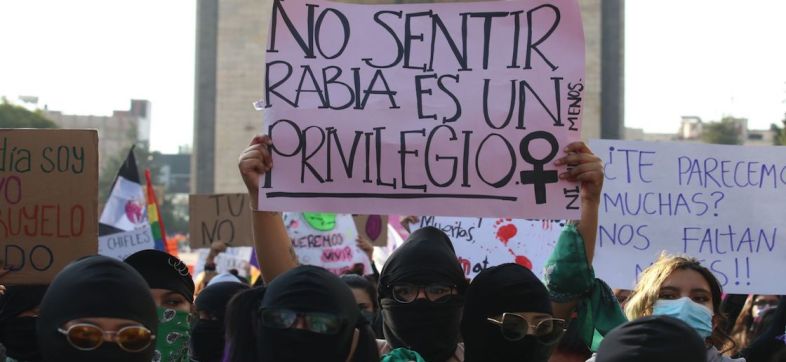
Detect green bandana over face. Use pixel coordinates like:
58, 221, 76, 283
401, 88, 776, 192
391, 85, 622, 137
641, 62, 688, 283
154, 307, 191, 362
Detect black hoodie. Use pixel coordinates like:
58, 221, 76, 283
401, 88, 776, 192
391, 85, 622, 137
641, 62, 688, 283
378, 226, 469, 362
37, 256, 158, 362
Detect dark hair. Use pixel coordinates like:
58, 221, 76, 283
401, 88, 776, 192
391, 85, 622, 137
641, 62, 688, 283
224, 286, 379, 362
340, 274, 379, 311
225, 287, 265, 362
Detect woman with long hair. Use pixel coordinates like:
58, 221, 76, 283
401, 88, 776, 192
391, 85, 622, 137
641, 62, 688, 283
622, 254, 743, 361
725, 295, 781, 355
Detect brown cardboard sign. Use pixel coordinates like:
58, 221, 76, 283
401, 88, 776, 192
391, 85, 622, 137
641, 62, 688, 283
353, 215, 388, 247
0, 129, 98, 284
189, 194, 254, 248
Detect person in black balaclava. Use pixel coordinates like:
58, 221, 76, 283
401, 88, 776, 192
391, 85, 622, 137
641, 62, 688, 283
378, 226, 469, 362
0, 285, 47, 362
37, 255, 158, 362
595, 315, 705, 362
225, 265, 379, 362
461, 263, 563, 362
341, 274, 383, 338
124, 249, 195, 312
190, 281, 248, 362
125, 249, 195, 362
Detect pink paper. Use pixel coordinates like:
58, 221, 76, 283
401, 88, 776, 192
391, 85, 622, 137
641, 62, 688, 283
259, 0, 584, 219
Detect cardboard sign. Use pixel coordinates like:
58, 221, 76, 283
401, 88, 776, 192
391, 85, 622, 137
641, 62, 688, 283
591, 140, 786, 294
0, 129, 98, 284
284, 212, 372, 275
193, 246, 254, 278
416, 216, 564, 279
258, 0, 585, 219
98, 225, 155, 261
189, 194, 254, 248
353, 215, 388, 246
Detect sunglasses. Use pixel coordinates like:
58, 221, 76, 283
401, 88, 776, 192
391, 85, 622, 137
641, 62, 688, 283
486, 313, 566, 345
389, 283, 456, 303
58, 324, 155, 352
258, 308, 344, 335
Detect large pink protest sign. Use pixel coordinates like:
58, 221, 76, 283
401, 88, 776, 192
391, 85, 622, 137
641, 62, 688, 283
259, 0, 585, 219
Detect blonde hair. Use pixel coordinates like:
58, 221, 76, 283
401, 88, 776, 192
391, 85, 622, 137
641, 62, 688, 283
624, 252, 732, 351
624, 253, 701, 319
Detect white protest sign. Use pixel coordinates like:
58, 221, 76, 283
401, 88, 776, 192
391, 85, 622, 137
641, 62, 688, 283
283, 212, 372, 275
193, 246, 254, 278
98, 225, 155, 261
591, 139, 786, 294
415, 216, 564, 279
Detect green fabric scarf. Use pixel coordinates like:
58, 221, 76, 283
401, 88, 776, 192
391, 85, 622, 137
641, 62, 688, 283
543, 224, 628, 351
154, 307, 191, 362
381, 348, 426, 362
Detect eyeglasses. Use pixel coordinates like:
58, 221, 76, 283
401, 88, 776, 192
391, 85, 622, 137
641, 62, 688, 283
258, 308, 344, 335
58, 324, 155, 352
389, 283, 456, 303
486, 313, 566, 345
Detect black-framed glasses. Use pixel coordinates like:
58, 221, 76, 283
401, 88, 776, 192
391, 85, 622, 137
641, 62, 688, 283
258, 308, 345, 335
57, 323, 155, 352
486, 313, 566, 345
389, 283, 456, 303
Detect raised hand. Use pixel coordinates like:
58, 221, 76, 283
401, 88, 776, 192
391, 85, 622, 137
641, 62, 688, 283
238, 134, 274, 209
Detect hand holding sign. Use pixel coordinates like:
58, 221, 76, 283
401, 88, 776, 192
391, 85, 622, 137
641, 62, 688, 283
555, 141, 604, 205
238, 134, 274, 210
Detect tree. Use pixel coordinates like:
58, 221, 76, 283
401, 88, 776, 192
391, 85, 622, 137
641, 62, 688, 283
772, 114, 786, 146
701, 117, 742, 145
0, 100, 58, 128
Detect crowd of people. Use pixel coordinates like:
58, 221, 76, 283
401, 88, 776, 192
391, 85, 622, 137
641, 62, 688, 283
0, 134, 783, 362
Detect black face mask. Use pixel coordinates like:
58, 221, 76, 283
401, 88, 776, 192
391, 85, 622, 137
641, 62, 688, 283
260, 328, 353, 362
0, 316, 41, 361
381, 297, 462, 362
189, 319, 225, 362
480, 327, 552, 362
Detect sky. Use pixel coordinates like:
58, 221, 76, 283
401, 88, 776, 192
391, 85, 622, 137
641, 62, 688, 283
0, 0, 784, 153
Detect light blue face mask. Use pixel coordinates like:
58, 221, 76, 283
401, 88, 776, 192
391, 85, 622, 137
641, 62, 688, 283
653, 297, 713, 339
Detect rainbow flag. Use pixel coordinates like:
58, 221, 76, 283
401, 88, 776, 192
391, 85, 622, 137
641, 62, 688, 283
145, 169, 177, 255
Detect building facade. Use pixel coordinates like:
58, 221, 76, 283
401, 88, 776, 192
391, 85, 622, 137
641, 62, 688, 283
45, 99, 151, 174
192, 0, 625, 193
625, 115, 776, 146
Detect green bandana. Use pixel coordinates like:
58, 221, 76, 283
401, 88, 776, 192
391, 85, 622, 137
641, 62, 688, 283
154, 307, 191, 362
381, 348, 426, 362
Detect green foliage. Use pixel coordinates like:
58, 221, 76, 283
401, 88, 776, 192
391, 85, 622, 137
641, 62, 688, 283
701, 117, 742, 145
160, 195, 189, 235
772, 115, 786, 146
0, 101, 58, 128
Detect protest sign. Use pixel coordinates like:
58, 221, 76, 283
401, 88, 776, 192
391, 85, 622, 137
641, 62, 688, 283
189, 194, 254, 248
284, 212, 372, 275
353, 215, 388, 246
591, 140, 786, 294
98, 225, 155, 261
416, 216, 563, 279
0, 129, 98, 284
258, 0, 585, 219
193, 246, 254, 278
